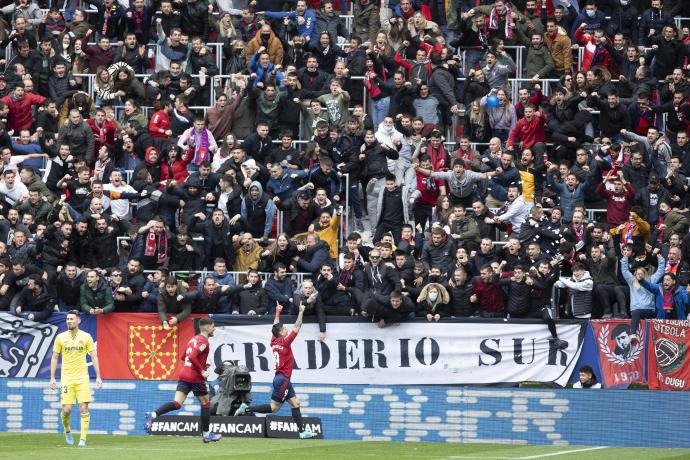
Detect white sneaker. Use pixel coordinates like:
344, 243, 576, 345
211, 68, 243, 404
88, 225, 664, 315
234, 403, 248, 416
78, 439, 86, 447
299, 431, 318, 439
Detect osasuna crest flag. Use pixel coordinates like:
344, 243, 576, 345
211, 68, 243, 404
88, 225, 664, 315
591, 320, 646, 388
97, 313, 201, 380
648, 320, 690, 391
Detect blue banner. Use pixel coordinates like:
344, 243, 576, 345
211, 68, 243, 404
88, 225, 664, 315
0, 379, 688, 447
0, 312, 97, 379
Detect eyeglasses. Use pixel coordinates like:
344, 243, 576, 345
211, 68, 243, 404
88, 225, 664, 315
111, 273, 122, 277
370, 256, 380, 260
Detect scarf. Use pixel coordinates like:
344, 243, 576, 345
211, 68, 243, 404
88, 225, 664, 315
573, 224, 584, 242
427, 144, 447, 171
144, 229, 168, 264
489, 4, 513, 40
95, 158, 110, 180
623, 222, 636, 244
657, 214, 666, 240
662, 289, 674, 312
134, 10, 143, 34
457, 147, 474, 170
190, 128, 210, 165
339, 267, 354, 287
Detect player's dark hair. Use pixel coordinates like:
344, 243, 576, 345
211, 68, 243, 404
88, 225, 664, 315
272, 322, 283, 337
199, 318, 214, 327
67, 309, 81, 317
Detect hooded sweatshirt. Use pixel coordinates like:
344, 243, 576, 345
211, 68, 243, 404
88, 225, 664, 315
240, 180, 276, 238
621, 256, 666, 312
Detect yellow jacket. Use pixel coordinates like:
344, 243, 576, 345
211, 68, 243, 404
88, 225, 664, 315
295, 214, 341, 260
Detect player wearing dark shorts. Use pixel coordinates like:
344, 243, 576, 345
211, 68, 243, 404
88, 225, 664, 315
525, 261, 568, 349
234, 303, 317, 439
144, 318, 222, 443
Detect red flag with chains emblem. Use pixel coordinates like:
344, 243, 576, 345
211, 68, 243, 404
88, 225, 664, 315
97, 313, 204, 380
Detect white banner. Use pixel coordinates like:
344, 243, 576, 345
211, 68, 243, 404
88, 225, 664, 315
207, 320, 585, 387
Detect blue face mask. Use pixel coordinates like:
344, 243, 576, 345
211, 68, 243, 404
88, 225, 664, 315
586, 9, 595, 17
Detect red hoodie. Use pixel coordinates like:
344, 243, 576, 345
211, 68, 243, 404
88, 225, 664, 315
507, 111, 547, 149
1, 92, 46, 131
473, 276, 505, 314
148, 109, 171, 139
595, 182, 635, 227
414, 170, 441, 206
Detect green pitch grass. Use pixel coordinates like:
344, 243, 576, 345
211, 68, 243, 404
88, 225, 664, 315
1, 434, 690, 460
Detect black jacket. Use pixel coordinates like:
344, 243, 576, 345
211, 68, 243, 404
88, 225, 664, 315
276, 193, 322, 237
39, 224, 72, 267
363, 140, 398, 180
232, 283, 269, 315
363, 262, 401, 296
11, 283, 55, 322
447, 279, 474, 317
88, 219, 127, 269
54, 271, 85, 307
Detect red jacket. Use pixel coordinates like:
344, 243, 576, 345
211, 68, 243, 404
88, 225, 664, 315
574, 28, 611, 71
168, 158, 190, 183
87, 118, 117, 151
595, 182, 635, 227
148, 109, 171, 139
473, 277, 505, 314
507, 111, 547, 149
414, 170, 441, 206
2, 92, 46, 131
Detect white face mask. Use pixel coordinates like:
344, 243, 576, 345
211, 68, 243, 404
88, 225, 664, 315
586, 9, 595, 17
382, 126, 393, 134
428, 291, 439, 302
63, 42, 70, 49
620, 0, 629, 5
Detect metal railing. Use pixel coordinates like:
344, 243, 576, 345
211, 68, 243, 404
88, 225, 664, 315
167, 269, 310, 287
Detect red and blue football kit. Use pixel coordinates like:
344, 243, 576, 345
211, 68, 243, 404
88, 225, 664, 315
177, 334, 210, 396
271, 330, 297, 402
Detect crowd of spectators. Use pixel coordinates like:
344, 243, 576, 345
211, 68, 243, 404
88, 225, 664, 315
1, 0, 690, 344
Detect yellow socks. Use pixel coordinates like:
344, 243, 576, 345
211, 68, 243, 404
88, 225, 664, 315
61, 411, 71, 433
80, 412, 90, 441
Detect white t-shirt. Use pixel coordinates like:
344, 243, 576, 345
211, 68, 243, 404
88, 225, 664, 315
103, 183, 137, 218
0, 180, 29, 205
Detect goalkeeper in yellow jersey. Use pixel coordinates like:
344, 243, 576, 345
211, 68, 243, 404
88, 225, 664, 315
50, 310, 102, 447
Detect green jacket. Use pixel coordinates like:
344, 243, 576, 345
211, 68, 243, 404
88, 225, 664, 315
80, 277, 115, 314
16, 198, 52, 224
663, 210, 688, 242
522, 43, 554, 79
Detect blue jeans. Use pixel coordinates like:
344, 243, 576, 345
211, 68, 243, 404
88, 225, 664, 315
630, 308, 655, 336
65, 204, 81, 221
493, 129, 510, 143
464, 49, 485, 74
371, 97, 390, 129
348, 182, 362, 219
127, 155, 142, 171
